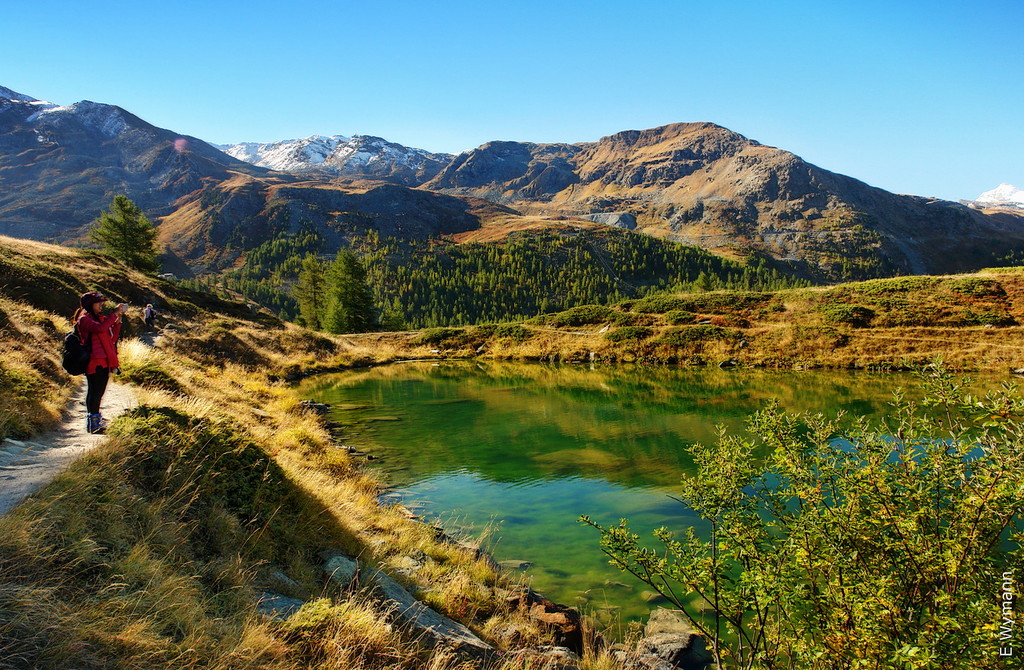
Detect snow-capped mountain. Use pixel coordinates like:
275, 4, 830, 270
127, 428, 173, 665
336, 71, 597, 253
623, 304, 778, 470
0, 85, 44, 103
975, 183, 1024, 209
0, 85, 260, 240
217, 135, 453, 186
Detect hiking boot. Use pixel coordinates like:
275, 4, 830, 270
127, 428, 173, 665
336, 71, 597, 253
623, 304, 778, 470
87, 413, 106, 435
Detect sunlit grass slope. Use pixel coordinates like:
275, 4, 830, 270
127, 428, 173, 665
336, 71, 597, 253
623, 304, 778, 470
344, 269, 1024, 371
0, 236, 620, 669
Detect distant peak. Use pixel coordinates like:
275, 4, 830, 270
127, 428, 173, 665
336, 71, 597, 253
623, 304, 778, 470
976, 183, 1024, 207
0, 85, 38, 103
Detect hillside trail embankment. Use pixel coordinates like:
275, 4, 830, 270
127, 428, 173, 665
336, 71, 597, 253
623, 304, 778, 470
0, 333, 160, 515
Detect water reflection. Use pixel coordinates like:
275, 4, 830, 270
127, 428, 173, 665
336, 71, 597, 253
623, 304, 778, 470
297, 362, 934, 622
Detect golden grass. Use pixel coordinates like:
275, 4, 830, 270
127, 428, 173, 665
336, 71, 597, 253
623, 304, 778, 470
1, 235, 614, 668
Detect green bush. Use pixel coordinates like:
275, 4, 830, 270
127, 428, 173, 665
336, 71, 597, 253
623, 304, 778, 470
547, 305, 613, 327
494, 324, 532, 341
820, 302, 876, 327
584, 369, 1024, 669
630, 295, 688, 314
947, 278, 1005, 297
604, 326, 653, 342
417, 327, 467, 346
963, 310, 1016, 326
663, 310, 697, 325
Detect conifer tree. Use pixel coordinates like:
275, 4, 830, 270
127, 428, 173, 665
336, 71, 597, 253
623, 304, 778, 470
295, 254, 328, 330
90, 195, 160, 274
323, 249, 376, 334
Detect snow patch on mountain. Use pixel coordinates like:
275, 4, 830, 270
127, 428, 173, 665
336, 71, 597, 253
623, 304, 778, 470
29, 101, 131, 138
0, 85, 38, 102
975, 183, 1024, 208
217, 135, 454, 182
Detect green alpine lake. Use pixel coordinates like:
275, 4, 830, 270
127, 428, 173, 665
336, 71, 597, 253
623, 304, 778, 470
297, 362, 988, 626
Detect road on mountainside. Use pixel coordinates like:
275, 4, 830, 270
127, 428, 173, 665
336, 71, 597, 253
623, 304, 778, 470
0, 380, 137, 515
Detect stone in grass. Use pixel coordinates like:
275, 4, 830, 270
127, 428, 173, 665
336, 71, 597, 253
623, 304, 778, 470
324, 553, 360, 587
323, 551, 492, 658
257, 592, 306, 621
366, 567, 493, 657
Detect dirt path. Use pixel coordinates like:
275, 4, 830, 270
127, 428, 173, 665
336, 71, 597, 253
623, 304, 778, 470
0, 379, 137, 515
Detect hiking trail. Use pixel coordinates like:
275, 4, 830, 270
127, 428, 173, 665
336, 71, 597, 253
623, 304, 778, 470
0, 334, 158, 515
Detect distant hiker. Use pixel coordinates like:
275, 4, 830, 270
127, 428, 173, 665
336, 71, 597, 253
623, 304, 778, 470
143, 303, 158, 331
73, 292, 126, 434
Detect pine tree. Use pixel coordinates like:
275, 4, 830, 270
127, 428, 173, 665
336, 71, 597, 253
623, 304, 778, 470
90, 195, 160, 273
323, 250, 376, 334
294, 254, 328, 330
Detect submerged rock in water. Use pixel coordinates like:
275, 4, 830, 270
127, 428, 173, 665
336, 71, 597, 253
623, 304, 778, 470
498, 559, 533, 570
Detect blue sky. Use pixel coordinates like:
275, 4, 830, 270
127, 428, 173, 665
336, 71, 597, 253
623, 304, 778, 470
2, 0, 1021, 201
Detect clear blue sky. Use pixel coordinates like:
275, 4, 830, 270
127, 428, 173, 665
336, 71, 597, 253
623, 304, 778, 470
2, 0, 1021, 201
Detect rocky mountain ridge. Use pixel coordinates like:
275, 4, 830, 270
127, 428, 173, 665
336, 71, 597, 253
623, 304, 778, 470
0, 86, 264, 240
3, 84, 1024, 280
423, 122, 1024, 277
217, 135, 453, 186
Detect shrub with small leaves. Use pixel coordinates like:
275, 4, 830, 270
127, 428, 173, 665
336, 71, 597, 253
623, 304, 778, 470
583, 368, 1024, 669
604, 326, 653, 342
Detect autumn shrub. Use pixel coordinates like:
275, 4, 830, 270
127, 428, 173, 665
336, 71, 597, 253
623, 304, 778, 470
584, 368, 1024, 669
604, 326, 653, 342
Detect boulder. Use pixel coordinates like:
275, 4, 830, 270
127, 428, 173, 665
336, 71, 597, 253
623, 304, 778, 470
298, 400, 330, 415
256, 592, 306, 621
506, 589, 585, 654
322, 551, 492, 658
366, 567, 493, 657
634, 608, 712, 669
323, 553, 360, 587
498, 559, 533, 570
577, 212, 638, 230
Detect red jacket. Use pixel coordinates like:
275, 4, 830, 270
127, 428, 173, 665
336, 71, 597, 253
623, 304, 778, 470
76, 311, 122, 374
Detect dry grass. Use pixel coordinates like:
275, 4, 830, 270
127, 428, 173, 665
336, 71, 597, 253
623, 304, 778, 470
340, 270, 1024, 372
0, 237, 615, 669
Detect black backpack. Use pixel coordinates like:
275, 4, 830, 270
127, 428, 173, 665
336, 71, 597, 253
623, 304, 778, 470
61, 328, 91, 375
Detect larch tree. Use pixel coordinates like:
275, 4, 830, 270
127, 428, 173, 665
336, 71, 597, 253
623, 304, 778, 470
295, 254, 328, 330
90, 195, 160, 274
323, 249, 376, 334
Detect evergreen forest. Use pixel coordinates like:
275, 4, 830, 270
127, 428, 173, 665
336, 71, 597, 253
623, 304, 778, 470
182, 227, 811, 330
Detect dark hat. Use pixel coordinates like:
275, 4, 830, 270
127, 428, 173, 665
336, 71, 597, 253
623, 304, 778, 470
80, 291, 106, 309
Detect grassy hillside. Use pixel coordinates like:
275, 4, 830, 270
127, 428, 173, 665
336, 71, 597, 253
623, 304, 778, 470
341, 269, 1024, 372
0, 236, 620, 669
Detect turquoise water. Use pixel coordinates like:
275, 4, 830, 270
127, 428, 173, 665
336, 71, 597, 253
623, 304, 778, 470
297, 362, 937, 623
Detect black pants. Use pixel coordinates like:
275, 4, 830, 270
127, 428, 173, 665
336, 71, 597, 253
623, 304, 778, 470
85, 367, 109, 414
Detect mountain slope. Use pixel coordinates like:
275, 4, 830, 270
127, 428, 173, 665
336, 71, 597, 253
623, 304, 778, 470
0, 87, 265, 240
424, 123, 1024, 278
218, 135, 453, 186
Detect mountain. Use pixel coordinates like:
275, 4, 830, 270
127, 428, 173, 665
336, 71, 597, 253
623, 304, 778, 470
217, 135, 452, 186
973, 183, 1024, 209
0, 87, 505, 268
424, 123, 1024, 278
3, 84, 1024, 281
156, 173, 512, 269
0, 86, 265, 240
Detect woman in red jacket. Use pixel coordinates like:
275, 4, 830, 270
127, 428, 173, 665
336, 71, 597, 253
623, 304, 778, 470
73, 291, 127, 434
